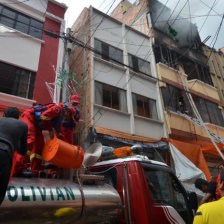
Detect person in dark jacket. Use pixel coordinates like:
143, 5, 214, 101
0, 107, 28, 205
195, 178, 217, 205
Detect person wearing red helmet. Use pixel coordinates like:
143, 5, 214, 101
14, 95, 80, 177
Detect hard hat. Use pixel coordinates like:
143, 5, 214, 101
70, 95, 80, 104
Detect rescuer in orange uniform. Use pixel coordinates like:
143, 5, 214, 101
14, 95, 80, 177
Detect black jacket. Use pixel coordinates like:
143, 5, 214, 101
0, 117, 28, 159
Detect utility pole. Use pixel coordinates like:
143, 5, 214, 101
62, 28, 72, 102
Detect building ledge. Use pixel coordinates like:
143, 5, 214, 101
129, 70, 157, 83
95, 125, 161, 143
0, 93, 36, 110
134, 114, 163, 124
94, 104, 130, 116
94, 56, 126, 72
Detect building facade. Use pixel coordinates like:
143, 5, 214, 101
0, 0, 66, 114
111, 0, 224, 178
203, 45, 224, 109
70, 7, 167, 152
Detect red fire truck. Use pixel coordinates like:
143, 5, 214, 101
0, 149, 197, 223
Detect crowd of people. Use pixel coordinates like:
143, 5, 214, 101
0, 95, 80, 205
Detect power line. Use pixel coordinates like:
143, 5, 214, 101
199, 0, 218, 33
170, 0, 188, 26
153, 0, 170, 25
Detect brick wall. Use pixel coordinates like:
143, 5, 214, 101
70, 7, 92, 146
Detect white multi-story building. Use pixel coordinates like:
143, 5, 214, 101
70, 7, 167, 148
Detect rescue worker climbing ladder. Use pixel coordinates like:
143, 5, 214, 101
14, 95, 80, 177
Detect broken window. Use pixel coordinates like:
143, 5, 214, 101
162, 83, 224, 126
132, 93, 158, 119
95, 81, 127, 112
154, 43, 213, 86
161, 84, 193, 115
94, 39, 123, 66
0, 61, 36, 99
128, 54, 151, 76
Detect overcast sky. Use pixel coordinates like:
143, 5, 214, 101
57, 0, 224, 50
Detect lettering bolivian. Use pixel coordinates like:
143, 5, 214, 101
6, 186, 75, 202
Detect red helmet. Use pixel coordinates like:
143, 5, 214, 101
70, 95, 80, 104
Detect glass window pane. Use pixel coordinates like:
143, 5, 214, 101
144, 168, 189, 222
109, 46, 123, 65
112, 90, 119, 110
95, 82, 103, 105
103, 88, 111, 108
30, 19, 43, 29
101, 42, 109, 61
28, 72, 36, 99
29, 26, 42, 39
0, 5, 3, 13
15, 21, 29, 33
17, 70, 30, 98
137, 97, 144, 116
0, 61, 35, 99
149, 99, 158, 120
119, 89, 127, 112
17, 14, 30, 25
1, 16, 14, 28
138, 58, 151, 75
132, 93, 137, 114
2, 8, 16, 19
128, 54, 133, 68
94, 39, 102, 59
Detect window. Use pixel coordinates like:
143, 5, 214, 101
128, 54, 151, 76
143, 164, 191, 224
0, 4, 43, 39
95, 81, 127, 112
132, 93, 158, 119
94, 39, 123, 66
0, 61, 36, 99
194, 96, 224, 126
154, 43, 213, 86
162, 83, 224, 126
161, 84, 192, 115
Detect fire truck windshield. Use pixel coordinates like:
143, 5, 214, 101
142, 163, 192, 224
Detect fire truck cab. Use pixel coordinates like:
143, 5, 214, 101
92, 155, 196, 224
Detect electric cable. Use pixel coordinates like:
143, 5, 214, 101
199, 0, 218, 33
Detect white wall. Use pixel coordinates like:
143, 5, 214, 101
94, 60, 127, 89
0, 26, 42, 71
94, 106, 131, 133
0, 0, 46, 71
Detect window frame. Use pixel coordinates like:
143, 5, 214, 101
0, 61, 36, 99
132, 93, 158, 120
128, 53, 151, 76
95, 81, 127, 112
94, 38, 123, 66
0, 4, 43, 39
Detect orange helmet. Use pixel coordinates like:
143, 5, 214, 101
70, 95, 80, 104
